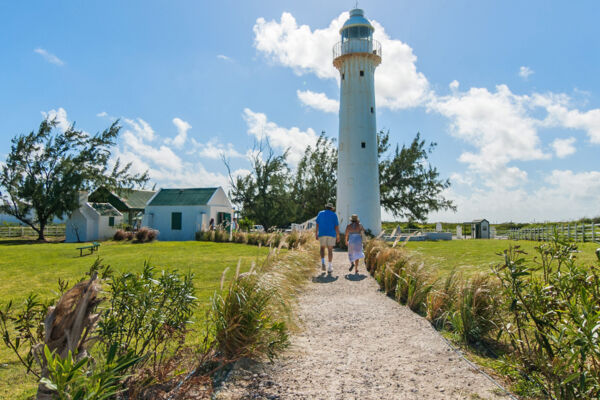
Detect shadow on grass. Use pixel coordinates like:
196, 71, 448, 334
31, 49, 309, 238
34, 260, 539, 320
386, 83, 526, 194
344, 273, 367, 281
0, 238, 64, 246
312, 273, 339, 284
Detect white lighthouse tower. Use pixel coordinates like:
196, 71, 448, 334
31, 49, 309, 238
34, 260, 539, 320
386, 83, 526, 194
333, 8, 382, 234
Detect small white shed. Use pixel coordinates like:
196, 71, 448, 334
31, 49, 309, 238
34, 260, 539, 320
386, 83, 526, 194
66, 192, 123, 242
142, 187, 233, 241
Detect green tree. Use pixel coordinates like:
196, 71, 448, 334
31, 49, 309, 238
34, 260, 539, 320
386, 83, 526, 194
378, 130, 456, 221
0, 119, 149, 241
291, 133, 337, 222
225, 142, 293, 230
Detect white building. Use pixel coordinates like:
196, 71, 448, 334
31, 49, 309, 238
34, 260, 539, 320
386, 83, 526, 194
334, 8, 382, 234
65, 192, 123, 242
142, 187, 233, 241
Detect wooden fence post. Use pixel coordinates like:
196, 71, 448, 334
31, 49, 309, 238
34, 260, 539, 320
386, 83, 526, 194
593, 222, 596, 242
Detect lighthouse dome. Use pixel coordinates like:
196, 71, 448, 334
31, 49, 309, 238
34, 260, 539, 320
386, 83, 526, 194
340, 9, 374, 34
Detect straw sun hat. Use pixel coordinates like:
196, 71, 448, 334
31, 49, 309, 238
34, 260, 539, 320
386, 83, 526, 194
351, 214, 359, 222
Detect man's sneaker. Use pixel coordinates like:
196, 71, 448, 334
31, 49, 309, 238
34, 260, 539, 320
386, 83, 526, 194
321, 263, 326, 272
327, 266, 333, 274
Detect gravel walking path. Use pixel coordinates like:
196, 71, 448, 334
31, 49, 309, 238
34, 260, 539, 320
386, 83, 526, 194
214, 250, 507, 399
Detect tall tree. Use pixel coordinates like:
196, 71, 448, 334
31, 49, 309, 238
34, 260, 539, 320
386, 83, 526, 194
291, 133, 337, 222
0, 119, 149, 241
224, 141, 293, 230
378, 130, 456, 221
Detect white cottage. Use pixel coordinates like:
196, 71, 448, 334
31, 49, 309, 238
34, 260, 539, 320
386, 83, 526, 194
142, 187, 233, 241
66, 192, 123, 242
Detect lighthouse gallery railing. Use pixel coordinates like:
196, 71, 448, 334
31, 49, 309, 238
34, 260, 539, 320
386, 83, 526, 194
333, 38, 382, 60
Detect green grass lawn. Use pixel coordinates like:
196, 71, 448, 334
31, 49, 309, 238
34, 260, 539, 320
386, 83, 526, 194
0, 239, 271, 400
404, 239, 600, 278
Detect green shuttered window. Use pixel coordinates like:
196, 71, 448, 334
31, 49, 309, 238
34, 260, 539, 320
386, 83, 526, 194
171, 212, 182, 230
109, 217, 114, 227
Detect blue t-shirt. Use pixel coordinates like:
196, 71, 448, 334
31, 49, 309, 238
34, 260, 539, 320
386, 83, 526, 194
316, 209, 339, 237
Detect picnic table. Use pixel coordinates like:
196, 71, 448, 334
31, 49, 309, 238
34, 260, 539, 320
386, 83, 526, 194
76, 242, 100, 257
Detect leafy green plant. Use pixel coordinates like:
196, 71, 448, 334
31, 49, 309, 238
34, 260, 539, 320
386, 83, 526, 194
0, 294, 52, 378
40, 343, 140, 400
494, 240, 600, 399
97, 263, 196, 371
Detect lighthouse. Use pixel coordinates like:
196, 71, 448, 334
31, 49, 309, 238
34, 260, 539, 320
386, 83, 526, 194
333, 8, 382, 234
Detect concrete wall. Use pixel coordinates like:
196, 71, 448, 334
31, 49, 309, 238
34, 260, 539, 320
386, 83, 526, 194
65, 204, 122, 242
335, 53, 381, 234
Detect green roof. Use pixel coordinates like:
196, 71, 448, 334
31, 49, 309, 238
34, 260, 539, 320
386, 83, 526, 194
148, 188, 218, 206
114, 189, 156, 209
90, 202, 121, 217
89, 187, 156, 211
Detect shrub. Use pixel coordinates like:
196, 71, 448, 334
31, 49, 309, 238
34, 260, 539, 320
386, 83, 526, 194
493, 242, 600, 398
146, 228, 158, 242
396, 262, 434, 315
113, 229, 127, 241
426, 270, 459, 329
125, 231, 134, 240
450, 274, 498, 344
40, 343, 140, 399
97, 263, 196, 371
135, 227, 149, 242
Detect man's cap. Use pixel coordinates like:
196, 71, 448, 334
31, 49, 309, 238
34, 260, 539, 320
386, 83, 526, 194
325, 203, 334, 209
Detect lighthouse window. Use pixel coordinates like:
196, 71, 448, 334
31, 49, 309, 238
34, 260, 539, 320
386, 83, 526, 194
360, 70, 364, 76
370, 107, 374, 113
342, 73, 345, 80
361, 142, 366, 148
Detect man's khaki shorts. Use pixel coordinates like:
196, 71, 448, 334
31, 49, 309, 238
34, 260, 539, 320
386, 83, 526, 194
319, 236, 336, 247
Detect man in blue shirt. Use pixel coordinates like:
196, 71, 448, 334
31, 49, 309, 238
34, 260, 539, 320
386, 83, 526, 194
315, 203, 340, 273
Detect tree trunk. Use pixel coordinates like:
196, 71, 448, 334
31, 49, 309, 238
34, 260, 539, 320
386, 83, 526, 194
37, 222, 46, 242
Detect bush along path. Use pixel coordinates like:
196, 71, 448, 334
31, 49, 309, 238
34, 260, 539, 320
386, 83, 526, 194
214, 250, 506, 400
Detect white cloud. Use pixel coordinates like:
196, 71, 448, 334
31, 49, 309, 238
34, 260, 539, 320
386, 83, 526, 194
121, 130, 182, 170
429, 85, 548, 185
190, 138, 245, 160
428, 169, 600, 222
253, 11, 430, 109
551, 137, 576, 158
122, 118, 155, 141
242, 108, 318, 164
519, 66, 534, 79
217, 54, 232, 61
165, 117, 191, 149
297, 90, 339, 113
41, 108, 70, 132
96, 111, 108, 118
449, 80, 460, 91
533, 93, 600, 144
34, 48, 64, 66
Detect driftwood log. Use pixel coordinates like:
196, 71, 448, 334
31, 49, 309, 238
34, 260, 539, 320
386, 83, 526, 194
36, 273, 102, 400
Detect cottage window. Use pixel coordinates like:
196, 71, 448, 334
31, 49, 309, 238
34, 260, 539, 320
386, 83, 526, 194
108, 217, 115, 227
171, 212, 182, 230
360, 70, 364, 76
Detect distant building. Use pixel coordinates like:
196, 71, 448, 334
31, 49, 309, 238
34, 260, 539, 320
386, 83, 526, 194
65, 191, 123, 242
88, 186, 156, 227
142, 187, 233, 241
468, 219, 490, 239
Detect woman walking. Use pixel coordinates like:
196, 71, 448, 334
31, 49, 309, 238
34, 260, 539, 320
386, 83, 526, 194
345, 214, 365, 274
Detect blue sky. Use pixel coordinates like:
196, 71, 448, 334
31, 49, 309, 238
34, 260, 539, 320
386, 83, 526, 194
1, 1, 599, 223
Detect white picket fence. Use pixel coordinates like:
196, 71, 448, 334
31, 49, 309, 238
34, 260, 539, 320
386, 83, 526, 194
0, 225, 66, 238
508, 223, 600, 243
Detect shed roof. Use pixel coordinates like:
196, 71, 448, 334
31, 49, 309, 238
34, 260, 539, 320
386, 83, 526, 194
114, 189, 156, 209
148, 188, 218, 206
90, 187, 156, 211
89, 202, 121, 217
